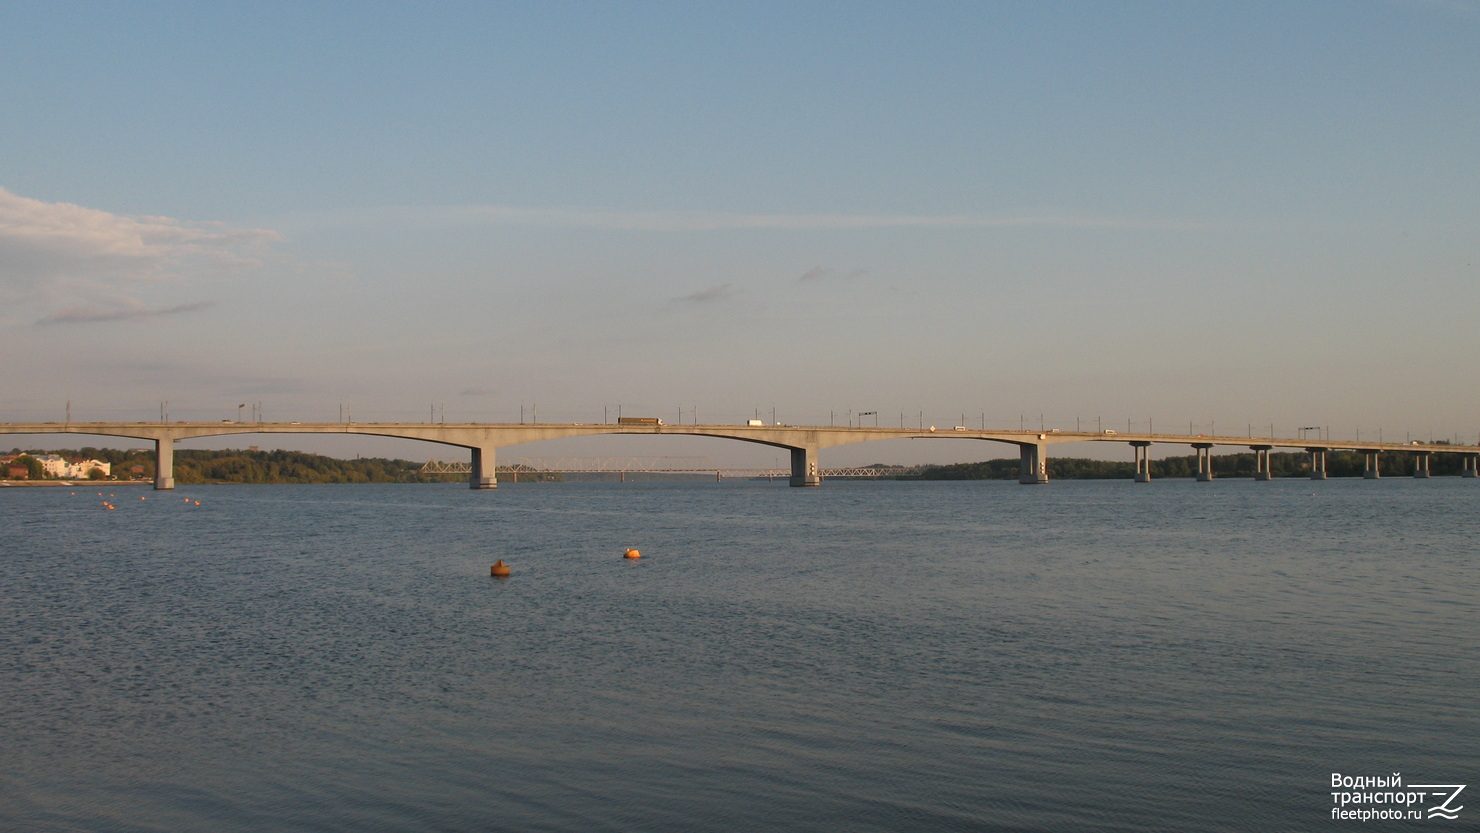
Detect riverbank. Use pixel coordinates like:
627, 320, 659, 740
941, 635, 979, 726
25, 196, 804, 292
0, 480, 150, 487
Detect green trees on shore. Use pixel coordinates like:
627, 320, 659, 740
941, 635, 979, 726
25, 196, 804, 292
6, 447, 440, 484
908, 449, 1469, 480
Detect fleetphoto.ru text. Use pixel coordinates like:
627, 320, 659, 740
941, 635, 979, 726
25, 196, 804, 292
1331, 774, 1465, 822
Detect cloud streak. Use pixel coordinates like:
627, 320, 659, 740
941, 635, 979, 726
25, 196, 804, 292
38, 300, 215, 325
673, 284, 737, 303
0, 186, 283, 322
301, 203, 1202, 233
798, 267, 868, 283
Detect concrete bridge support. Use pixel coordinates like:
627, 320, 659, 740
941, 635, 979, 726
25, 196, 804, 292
1307, 448, 1328, 480
154, 437, 175, 490
1192, 444, 1213, 482
1463, 454, 1479, 478
1019, 443, 1049, 485
1131, 441, 1152, 483
790, 446, 821, 486
470, 447, 498, 489
1411, 451, 1432, 478
1363, 450, 1381, 479
1250, 445, 1272, 481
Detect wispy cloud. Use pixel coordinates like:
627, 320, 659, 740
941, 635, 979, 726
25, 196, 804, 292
0, 186, 283, 323
38, 300, 214, 325
296, 203, 1199, 233
673, 284, 737, 303
797, 267, 868, 283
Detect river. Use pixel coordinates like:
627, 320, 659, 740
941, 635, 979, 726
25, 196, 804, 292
2, 479, 1475, 831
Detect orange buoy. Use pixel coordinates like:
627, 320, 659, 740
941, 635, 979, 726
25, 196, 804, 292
490, 559, 511, 578
193, 501, 200, 506
624, 548, 641, 559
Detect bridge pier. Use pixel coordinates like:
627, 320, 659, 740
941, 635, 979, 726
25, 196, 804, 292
154, 437, 175, 490
1411, 450, 1432, 478
1019, 443, 1048, 485
790, 446, 821, 486
1250, 445, 1272, 480
1463, 454, 1479, 478
470, 447, 498, 489
1363, 450, 1381, 479
1192, 443, 1213, 481
1307, 447, 1328, 480
1131, 441, 1152, 483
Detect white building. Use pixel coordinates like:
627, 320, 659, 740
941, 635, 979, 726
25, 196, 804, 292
31, 454, 110, 479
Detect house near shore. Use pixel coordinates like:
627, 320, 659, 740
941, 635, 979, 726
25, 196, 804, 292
28, 454, 112, 479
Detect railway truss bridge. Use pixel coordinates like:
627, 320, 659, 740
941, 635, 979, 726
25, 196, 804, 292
418, 456, 921, 481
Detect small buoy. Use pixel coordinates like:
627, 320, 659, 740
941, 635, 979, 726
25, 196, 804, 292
140, 496, 146, 501
193, 501, 200, 506
490, 560, 511, 578
624, 548, 641, 559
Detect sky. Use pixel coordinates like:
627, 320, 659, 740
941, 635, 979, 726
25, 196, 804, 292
2, 1, 1477, 466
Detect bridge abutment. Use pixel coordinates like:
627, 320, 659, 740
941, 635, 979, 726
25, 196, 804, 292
1019, 443, 1048, 484
1192, 444, 1214, 481
470, 447, 498, 489
1307, 448, 1328, 480
1463, 454, 1479, 478
1411, 450, 1432, 478
1250, 445, 1272, 480
1131, 441, 1152, 483
1363, 450, 1381, 479
790, 447, 821, 486
154, 438, 174, 490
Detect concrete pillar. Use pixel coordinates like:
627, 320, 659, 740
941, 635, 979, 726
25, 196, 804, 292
1412, 451, 1432, 479
790, 446, 821, 487
1192, 443, 1213, 482
1018, 443, 1049, 484
154, 437, 175, 490
470, 446, 498, 489
1131, 441, 1152, 483
1307, 448, 1328, 480
1250, 445, 1272, 481
1363, 450, 1381, 479
1463, 454, 1479, 478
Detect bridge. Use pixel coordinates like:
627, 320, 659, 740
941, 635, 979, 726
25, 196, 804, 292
2, 420, 1477, 489
419, 456, 922, 481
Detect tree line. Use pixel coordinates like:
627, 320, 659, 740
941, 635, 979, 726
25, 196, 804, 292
906, 448, 1470, 480
7, 447, 441, 484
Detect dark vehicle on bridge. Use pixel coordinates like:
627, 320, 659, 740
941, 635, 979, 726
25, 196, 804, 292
617, 417, 664, 426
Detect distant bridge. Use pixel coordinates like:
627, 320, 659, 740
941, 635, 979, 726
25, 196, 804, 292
2, 420, 1476, 489
418, 456, 921, 480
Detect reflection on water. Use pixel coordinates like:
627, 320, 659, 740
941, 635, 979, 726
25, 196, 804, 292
2, 479, 1476, 831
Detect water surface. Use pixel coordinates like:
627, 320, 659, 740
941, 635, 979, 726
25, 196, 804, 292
2, 479, 1475, 831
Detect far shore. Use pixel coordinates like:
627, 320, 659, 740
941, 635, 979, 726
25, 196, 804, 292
1, 480, 151, 488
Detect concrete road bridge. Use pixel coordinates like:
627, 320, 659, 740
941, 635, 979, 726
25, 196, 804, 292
2, 421, 1477, 489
